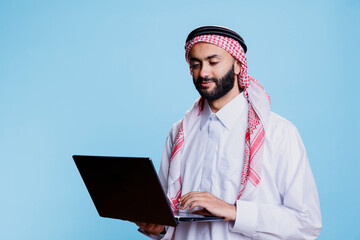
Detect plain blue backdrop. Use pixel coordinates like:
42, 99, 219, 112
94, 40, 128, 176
0, 0, 359, 239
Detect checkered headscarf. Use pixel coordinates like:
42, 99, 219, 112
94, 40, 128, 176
166, 28, 271, 212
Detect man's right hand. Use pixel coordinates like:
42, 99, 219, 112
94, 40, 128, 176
135, 222, 165, 236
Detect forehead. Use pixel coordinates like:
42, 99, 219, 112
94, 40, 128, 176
189, 42, 233, 60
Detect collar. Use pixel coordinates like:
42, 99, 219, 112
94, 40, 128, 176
200, 92, 248, 131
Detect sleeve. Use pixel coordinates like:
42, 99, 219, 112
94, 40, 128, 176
159, 121, 180, 191
230, 122, 322, 239
139, 122, 179, 240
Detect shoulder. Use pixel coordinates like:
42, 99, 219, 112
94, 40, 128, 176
268, 112, 297, 131
266, 112, 305, 153
167, 120, 182, 143
267, 112, 301, 137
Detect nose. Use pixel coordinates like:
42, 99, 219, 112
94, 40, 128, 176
199, 63, 210, 79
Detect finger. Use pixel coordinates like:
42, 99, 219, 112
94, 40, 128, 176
179, 191, 205, 202
192, 208, 213, 216
147, 223, 155, 229
151, 225, 165, 235
139, 222, 154, 230
182, 196, 207, 210
179, 192, 192, 202
180, 193, 204, 208
181, 193, 209, 209
180, 196, 197, 209
144, 224, 165, 235
187, 200, 206, 210
134, 221, 146, 228
137, 222, 146, 228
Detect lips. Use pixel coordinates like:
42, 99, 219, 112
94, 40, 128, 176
199, 81, 215, 88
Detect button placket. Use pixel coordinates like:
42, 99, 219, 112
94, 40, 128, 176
200, 114, 220, 193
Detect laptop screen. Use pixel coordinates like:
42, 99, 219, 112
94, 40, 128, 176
73, 155, 177, 226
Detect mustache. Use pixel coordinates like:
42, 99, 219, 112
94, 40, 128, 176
197, 76, 219, 84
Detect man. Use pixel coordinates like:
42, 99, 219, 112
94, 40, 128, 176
137, 26, 322, 239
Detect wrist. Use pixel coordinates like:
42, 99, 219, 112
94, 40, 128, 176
227, 204, 237, 221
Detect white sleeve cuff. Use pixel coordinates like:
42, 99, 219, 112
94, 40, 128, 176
229, 200, 258, 237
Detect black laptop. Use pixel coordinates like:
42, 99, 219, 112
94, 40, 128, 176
73, 155, 224, 227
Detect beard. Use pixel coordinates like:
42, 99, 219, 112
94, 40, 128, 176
193, 64, 236, 101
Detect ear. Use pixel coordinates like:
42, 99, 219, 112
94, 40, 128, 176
234, 60, 241, 75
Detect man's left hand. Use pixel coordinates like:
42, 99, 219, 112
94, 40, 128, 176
179, 191, 236, 221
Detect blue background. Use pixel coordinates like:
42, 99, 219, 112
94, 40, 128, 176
0, 0, 359, 239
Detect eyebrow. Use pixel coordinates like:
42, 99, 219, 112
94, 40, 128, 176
190, 54, 221, 62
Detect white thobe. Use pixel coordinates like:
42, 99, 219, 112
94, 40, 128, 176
155, 93, 321, 239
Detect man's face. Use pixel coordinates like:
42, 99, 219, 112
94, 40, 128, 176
189, 43, 240, 101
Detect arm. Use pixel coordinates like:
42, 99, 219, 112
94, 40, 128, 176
137, 123, 180, 239
231, 123, 322, 239
177, 121, 322, 239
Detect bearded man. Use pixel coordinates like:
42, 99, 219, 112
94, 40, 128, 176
136, 26, 322, 240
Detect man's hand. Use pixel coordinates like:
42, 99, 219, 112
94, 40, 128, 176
179, 191, 236, 221
134, 222, 165, 236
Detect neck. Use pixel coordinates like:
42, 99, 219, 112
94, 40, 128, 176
207, 86, 241, 113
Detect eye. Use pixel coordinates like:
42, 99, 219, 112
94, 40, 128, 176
209, 61, 219, 66
191, 62, 200, 68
